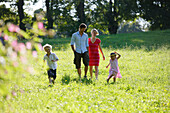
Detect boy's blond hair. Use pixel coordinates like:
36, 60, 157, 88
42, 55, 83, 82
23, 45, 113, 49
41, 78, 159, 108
43, 44, 52, 51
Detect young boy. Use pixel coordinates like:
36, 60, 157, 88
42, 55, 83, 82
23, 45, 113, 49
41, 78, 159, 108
43, 44, 59, 85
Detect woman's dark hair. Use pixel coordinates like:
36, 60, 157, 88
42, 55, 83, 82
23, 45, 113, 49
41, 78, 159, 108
79, 23, 87, 29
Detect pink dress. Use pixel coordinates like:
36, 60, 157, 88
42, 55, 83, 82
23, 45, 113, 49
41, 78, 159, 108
108, 58, 122, 78
88, 38, 101, 66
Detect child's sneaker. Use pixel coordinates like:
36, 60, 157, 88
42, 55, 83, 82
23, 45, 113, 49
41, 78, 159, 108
84, 75, 87, 79
107, 79, 109, 83
52, 80, 55, 84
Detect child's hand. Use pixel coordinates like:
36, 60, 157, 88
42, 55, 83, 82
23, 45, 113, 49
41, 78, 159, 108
51, 60, 55, 62
114, 51, 117, 54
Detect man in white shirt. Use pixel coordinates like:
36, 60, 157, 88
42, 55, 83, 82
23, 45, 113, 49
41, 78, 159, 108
71, 23, 89, 79
43, 44, 59, 85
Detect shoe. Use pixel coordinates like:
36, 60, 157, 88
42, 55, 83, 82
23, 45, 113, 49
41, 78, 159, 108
48, 84, 53, 87
52, 80, 55, 84
84, 75, 87, 79
107, 79, 109, 83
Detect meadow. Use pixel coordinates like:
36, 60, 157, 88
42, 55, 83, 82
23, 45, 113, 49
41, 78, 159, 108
1, 30, 170, 112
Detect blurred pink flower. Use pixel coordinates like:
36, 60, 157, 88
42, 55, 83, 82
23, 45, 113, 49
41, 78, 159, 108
11, 40, 18, 51
27, 66, 35, 74
8, 23, 15, 32
11, 52, 17, 61
12, 91, 17, 96
32, 51, 38, 58
26, 42, 32, 49
11, 40, 18, 47
38, 22, 44, 29
6, 95, 11, 100
5, 70, 8, 74
13, 62, 18, 67
18, 43, 26, 54
38, 43, 43, 50
15, 25, 20, 33
4, 35, 8, 40
20, 56, 27, 64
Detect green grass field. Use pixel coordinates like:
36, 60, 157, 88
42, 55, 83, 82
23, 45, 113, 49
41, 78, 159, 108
1, 30, 170, 112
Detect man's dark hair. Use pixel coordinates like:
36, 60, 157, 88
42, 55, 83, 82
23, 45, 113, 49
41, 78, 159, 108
79, 23, 87, 29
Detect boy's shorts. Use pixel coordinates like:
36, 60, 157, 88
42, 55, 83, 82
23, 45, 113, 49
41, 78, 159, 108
47, 69, 56, 80
74, 51, 89, 69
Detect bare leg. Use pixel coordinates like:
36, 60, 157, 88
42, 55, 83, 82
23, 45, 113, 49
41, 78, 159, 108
89, 66, 93, 79
113, 72, 117, 82
113, 75, 116, 82
107, 74, 113, 83
84, 66, 88, 77
95, 66, 99, 80
77, 68, 81, 78
49, 77, 52, 85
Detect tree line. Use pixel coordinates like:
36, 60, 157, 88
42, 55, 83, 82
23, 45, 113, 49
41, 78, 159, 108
0, 0, 170, 36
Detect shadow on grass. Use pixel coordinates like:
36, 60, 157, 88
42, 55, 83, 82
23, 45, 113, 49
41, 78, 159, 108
41, 29, 170, 51
72, 78, 93, 85
61, 74, 93, 85
61, 74, 71, 85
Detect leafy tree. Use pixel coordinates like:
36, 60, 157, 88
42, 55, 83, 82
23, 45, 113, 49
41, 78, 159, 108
138, 0, 170, 30
45, 0, 54, 29
17, 0, 26, 31
0, 4, 18, 24
86, 0, 139, 34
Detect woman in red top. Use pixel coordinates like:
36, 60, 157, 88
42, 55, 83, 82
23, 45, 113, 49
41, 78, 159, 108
88, 29, 105, 80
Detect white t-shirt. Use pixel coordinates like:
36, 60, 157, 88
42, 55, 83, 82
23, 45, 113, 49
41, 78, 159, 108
43, 53, 59, 70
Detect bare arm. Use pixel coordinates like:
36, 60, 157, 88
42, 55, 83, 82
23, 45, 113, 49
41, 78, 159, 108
71, 45, 75, 52
71, 34, 75, 53
115, 52, 121, 60
87, 47, 89, 52
99, 43, 105, 60
52, 54, 59, 62
51, 59, 59, 62
106, 62, 110, 68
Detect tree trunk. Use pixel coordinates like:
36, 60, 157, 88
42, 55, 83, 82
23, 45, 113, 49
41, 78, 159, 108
46, 0, 53, 29
17, 0, 26, 31
76, 0, 85, 24
108, 0, 118, 34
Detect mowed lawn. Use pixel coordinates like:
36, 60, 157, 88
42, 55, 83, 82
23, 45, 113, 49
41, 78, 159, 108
2, 30, 170, 112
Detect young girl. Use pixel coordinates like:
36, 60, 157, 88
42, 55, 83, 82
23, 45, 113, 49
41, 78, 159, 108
43, 44, 59, 86
88, 28, 105, 80
106, 52, 122, 83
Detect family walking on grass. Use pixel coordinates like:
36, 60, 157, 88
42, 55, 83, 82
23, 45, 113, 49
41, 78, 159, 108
43, 23, 122, 86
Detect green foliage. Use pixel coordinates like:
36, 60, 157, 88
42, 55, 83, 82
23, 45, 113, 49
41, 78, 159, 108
138, 0, 170, 30
0, 4, 18, 24
0, 20, 52, 110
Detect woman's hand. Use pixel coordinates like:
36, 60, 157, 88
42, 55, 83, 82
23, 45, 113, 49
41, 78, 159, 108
106, 65, 109, 68
103, 55, 105, 60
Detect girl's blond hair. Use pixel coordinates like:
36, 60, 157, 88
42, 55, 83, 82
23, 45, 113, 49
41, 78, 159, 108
91, 28, 99, 35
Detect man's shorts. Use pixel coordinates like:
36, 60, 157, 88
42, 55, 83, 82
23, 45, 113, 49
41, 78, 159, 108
74, 51, 89, 69
47, 69, 56, 80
